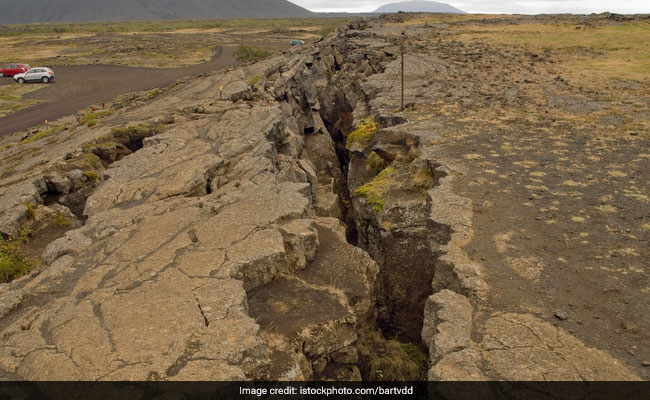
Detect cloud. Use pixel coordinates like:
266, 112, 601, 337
290, 0, 650, 14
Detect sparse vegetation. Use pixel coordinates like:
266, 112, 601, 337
320, 24, 339, 38
79, 110, 113, 127
83, 171, 100, 181
354, 167, 396, 211
19, 202, 36, 219
19, 125, 65, 145
0, 18, 352, 36
235, 44, 270, 63
75, 153, 103, 170
456, 20, 650, 81
0, 84, 40, 117
358, 327, 428, 381
346, 117, 379, 149
413, 167, 434, 189
53, 213, 69, 227
367, 151, 386, 175
111, 123, 160, 140
0, 234, 35, 283
247, 75, 262, 86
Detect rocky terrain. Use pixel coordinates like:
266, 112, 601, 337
0, 14, 648, 382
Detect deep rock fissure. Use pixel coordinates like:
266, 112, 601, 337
316, 94, 442, 380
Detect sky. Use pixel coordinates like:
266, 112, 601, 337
291, 0, 650, 14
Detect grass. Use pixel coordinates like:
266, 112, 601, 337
0, 237, 34, 283
235, 45, 270, 63
53, 213, 69, 227
74, 153, 103, 171
0, 84, 41, 117
358, 327, 428, 381
456, 21, 650, 81
247, 75, 262, 86
19, 125, 65, 145
19, 202, 35, 219
111, 123, 160, 140
79, 109, 113, 127
346, 116, 378, 149
0, 18, 352, 36
367, 151, 386, 175
320, 24, 339, 38
0, 17, 351, 68
354, 167, 396, 211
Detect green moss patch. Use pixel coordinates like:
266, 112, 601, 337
346, 116, 378, 149
354, 167, 396, 212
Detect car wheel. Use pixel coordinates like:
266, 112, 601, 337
0, 72, 3, 77
17, 78, 24, 83
42, 77, 49, 83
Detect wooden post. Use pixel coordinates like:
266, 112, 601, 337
400, 43, 404, 112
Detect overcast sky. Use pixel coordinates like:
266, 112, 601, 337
291, 0, 649, 14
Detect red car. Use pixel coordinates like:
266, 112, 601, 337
0, 63, 31, 77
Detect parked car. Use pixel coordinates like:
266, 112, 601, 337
14, 67, 55, 83
0, 63, 31, 77
289, 40, 305, 46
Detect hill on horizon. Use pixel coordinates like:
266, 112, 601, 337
0, 0, 315, 24
374, 1, 466, 14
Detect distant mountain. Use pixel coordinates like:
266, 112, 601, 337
374, 1, 466, 14
0, 0, 315, 24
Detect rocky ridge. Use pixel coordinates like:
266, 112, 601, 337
0, 17, 642, 381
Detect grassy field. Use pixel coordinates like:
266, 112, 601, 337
0, 18, 349, 68
391, 14, 650, 83
456, 21, 650, 82
0, 84, 41, 117
0, 17, 350, 118
0, 18, 348, 36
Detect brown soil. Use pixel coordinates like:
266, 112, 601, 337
405, 16, 650, 378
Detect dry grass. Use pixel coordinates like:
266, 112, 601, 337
358, 327, 427, 380
0, 18, 351, 68
456, 21, 650, 81
0, 84, 41, 117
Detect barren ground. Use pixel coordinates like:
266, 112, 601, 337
389, 12, 650, 378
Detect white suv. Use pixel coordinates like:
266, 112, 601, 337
14, 67, 55, 83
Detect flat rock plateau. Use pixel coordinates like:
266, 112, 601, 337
0, 13, 648, 384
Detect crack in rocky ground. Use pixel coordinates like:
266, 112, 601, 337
0, 14, 647, 382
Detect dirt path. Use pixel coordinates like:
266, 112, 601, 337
0, 46, 237, 137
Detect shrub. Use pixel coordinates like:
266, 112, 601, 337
235, 44, 270, 63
